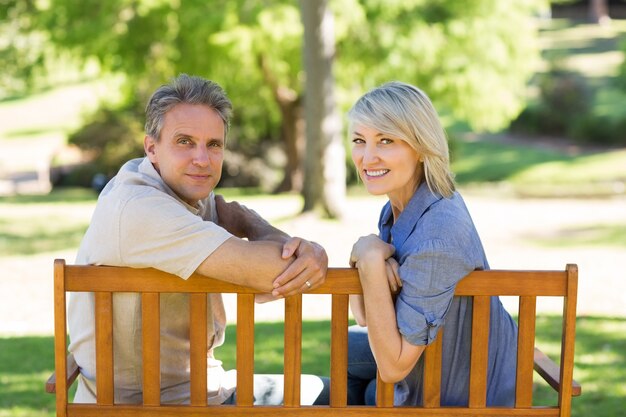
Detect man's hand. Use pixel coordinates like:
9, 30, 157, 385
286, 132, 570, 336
271, 237, 328, 298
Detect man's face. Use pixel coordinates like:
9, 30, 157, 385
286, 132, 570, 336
144, 103, 225, 206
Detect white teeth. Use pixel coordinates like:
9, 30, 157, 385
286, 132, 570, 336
366, 169, 388, 177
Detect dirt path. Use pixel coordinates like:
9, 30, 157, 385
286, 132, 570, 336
1, 192, 625, 336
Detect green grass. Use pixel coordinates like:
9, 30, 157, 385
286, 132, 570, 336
529, 223, 626, 248
217, 320, 334, 376
0, 188, 95, 257
1, 316, 624, 417
452, 137, 626, 197
452, 138, 569, 184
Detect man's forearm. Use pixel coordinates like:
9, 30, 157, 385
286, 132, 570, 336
243, 216, 290, 243
215, 195, 291, 243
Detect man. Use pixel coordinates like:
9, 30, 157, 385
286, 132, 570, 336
68, 74, 329, 405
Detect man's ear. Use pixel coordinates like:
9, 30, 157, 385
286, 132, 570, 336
144, 135, 157, 162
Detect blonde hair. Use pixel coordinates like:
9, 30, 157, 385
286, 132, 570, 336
347, 81, 455, 198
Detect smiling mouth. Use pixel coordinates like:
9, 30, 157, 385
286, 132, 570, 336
364, 169, 389, 177
187, 174, 211, 181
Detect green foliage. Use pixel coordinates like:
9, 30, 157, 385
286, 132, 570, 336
511, 62, 626, 146
617, 38, 626, 91
6, 0, 543, 137
67, 104, 145, 179
512, 19, 626, 147
0, 1, 46, 97
335, 0, 543, 131
570, 114, 626, 146
511, 68, 592, 135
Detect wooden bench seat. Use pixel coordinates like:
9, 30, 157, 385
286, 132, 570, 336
47, 259, 580, 417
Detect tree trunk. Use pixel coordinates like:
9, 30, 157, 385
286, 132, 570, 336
300, 0, 345, 217
257, 55, 305, 193
589, 0, 610, 25
273, 93, 304, 193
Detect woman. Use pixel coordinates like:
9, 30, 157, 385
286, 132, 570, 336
346, 81, 518, 406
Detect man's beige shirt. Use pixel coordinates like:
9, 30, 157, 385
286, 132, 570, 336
68, 157, 235, 404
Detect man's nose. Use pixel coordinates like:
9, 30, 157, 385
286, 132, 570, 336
192, 147, 210, 167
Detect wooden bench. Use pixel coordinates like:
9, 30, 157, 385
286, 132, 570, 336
47, 259, 581, 416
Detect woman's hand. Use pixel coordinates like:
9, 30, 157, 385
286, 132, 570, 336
385, 257, 402, 295
349, 234, 395, 268
349, 234, 400, 292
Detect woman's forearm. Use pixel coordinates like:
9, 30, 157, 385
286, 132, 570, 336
349, 294, 367, 326
357, 259, 425, 382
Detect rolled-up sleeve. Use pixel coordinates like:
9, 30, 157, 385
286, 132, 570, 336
396, 239, 475, 346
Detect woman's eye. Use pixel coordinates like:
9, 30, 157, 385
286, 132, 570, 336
381, 138, 393, 145
352, 138, 364, 144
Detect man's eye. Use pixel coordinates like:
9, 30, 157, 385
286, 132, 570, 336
178, 138, 191, 145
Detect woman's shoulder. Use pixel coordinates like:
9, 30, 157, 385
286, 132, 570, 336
411, 194, 478, 246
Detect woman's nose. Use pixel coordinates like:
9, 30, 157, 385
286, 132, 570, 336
362, 145, 379, 165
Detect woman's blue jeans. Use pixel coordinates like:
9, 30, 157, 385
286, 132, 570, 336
347, 324, 379, 405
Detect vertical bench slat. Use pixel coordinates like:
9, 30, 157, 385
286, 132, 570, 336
189, 294, 208, 406
54, 259, 68, 417
558, 265, 578, 417
516, 295, 537, 407
236, 294, 255, 406
141, 292, 161, 406
95, 292, 114, 405
468, 295, 490, 407
423, 327, 443, 407
284, 295, 303, 407
376, 372, 395, 407
330, 294, 349, 407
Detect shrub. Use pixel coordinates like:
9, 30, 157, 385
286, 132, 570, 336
66, 105, 145, 185
510, 68, 593, 139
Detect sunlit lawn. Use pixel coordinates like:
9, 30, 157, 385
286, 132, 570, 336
452, 138, 626, 198
1, 316, 624, 417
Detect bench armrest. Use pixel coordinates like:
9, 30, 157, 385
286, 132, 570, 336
45, 353, 80, 394
534, 347, 581, 396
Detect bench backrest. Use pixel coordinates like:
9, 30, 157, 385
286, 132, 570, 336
52, 259, 579, 417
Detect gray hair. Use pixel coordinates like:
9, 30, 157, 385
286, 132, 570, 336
347, 81, 455, 198
145, 74, 233, 140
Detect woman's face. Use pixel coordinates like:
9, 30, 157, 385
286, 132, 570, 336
351, 124, 422, 207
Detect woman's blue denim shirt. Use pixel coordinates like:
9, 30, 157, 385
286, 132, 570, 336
379, 182, 489, 345
378, 182, 518, 406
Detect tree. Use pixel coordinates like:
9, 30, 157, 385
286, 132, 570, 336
300, 0, 345, 217
8, 0, 543, 209
589, 0, 610, 25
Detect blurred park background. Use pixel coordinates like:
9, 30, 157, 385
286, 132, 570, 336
1, 0, 625, 416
